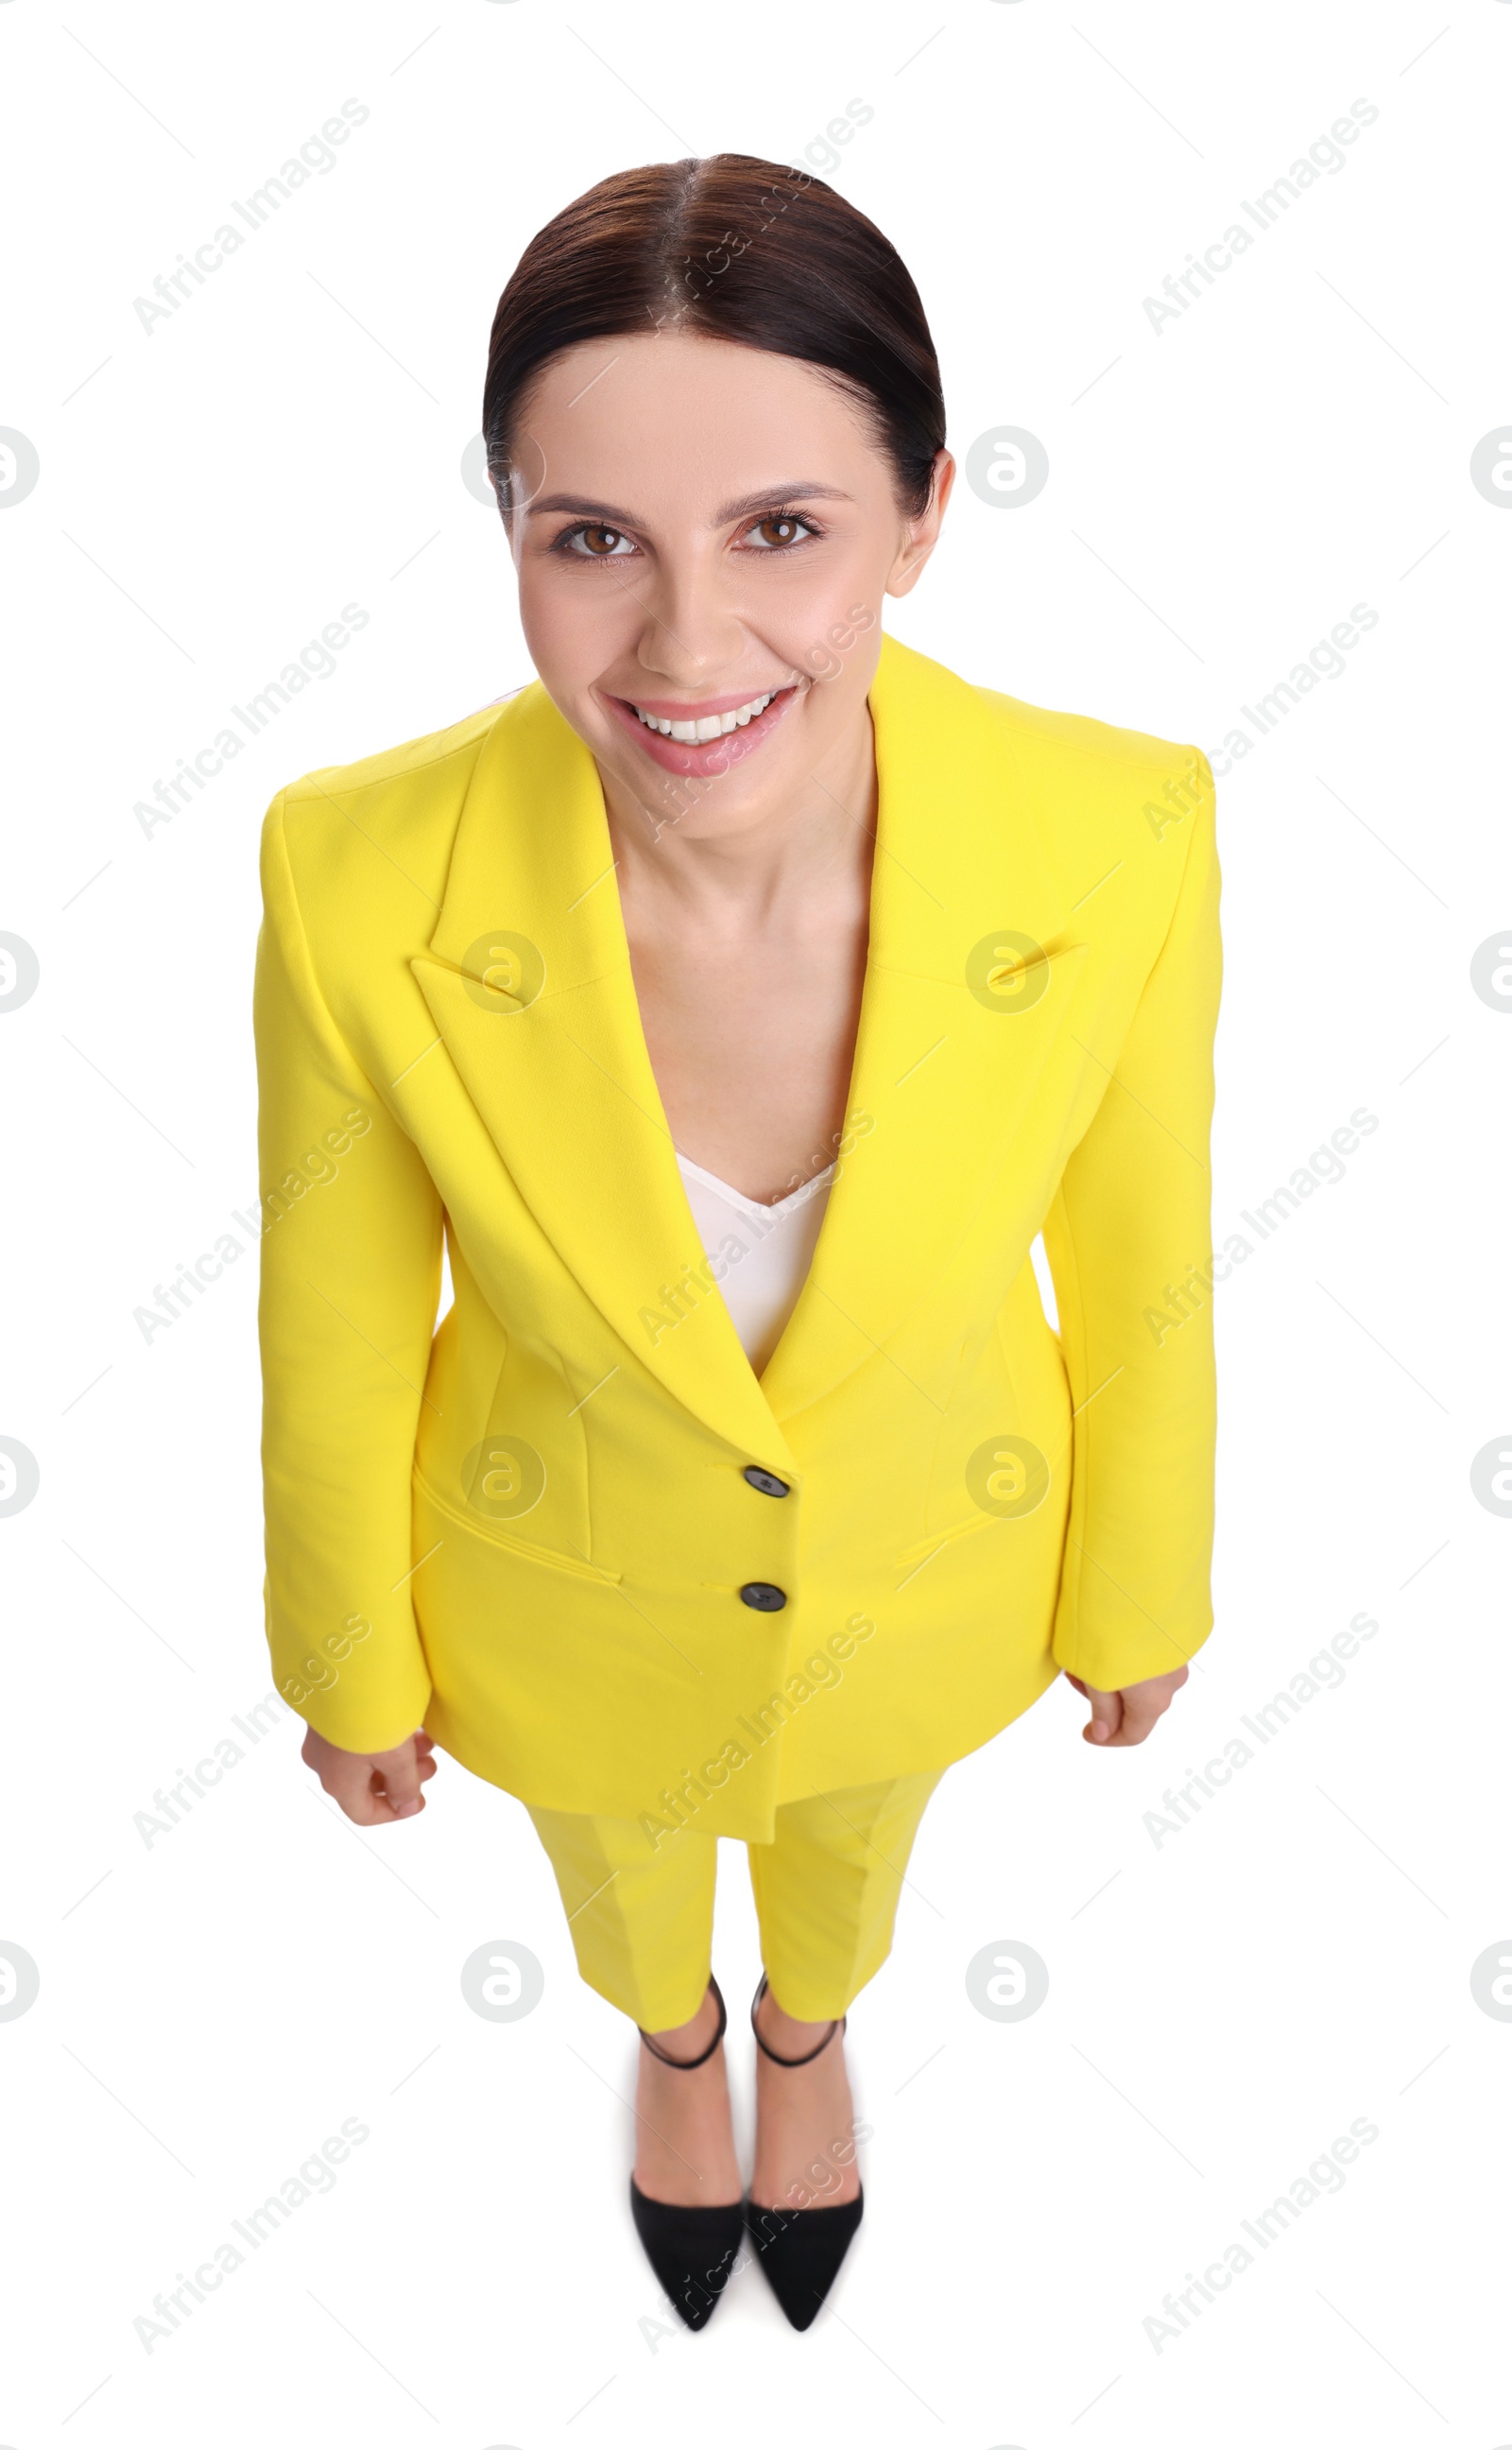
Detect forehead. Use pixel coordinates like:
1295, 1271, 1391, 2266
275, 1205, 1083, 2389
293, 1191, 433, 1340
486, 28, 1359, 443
513, 332, 883, 509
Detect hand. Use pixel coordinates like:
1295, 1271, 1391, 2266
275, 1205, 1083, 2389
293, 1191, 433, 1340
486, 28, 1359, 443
1063, 1665, 1189, 1748
301, 1725, 438, 1823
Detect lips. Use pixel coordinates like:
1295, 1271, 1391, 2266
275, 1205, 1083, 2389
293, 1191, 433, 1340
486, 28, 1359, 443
604, 682, 801, 778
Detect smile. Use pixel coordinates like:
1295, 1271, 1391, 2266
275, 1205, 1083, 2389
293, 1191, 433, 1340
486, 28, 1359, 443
605, 682, 801, 777
633, 690, 776, 743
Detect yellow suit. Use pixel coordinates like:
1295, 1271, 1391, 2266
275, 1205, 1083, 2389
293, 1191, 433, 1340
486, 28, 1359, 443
254, 632, 1220, 1845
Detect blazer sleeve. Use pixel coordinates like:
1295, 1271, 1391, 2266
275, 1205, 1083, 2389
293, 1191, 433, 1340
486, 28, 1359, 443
1040, 755, 1221, 1692
253, 791, 442, 1750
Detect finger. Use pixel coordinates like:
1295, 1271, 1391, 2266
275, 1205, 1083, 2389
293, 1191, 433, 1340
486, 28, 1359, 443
1103, 1686, 1170, 1748
1082, 1686, 1123, 1745
371, 1741, 425, 1819
341, 1787, 397, 1826
322, 1758, 397, 1825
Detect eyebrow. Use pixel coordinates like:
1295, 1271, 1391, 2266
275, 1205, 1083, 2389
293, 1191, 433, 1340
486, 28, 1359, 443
525, 481, 853, 527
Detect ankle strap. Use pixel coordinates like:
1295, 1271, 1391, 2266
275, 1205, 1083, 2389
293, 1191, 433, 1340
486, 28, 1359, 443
749, 1972, 845, 2066
637, 1973, 727, 2069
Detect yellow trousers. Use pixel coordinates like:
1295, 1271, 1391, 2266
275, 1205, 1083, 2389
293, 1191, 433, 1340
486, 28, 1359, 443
527, 1770, 943, 2032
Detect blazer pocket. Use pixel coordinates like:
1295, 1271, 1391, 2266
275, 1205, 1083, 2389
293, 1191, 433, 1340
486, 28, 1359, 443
412, 1464, 623, 1585
893, 1509, 1005, 1575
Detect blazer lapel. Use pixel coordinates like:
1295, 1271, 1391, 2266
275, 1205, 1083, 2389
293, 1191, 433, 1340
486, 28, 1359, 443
409, 684, 791, 1469
409, 635, 1086, 1461
758, 635, 1087, 1421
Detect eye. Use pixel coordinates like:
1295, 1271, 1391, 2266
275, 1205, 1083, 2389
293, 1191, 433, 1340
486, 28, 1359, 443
557, 523, 637, 559
743, 510, 820, 551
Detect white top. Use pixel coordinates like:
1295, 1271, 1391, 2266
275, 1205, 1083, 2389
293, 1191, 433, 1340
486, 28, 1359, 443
676, 1151, 835, 1373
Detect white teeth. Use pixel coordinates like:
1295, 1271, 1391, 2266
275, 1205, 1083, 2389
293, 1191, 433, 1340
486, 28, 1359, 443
633, 689, 776, 743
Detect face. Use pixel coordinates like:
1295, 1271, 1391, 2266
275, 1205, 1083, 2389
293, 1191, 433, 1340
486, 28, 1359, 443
503, 332, 953, 844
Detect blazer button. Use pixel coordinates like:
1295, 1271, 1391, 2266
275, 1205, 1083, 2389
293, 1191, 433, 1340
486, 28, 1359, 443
743, 1466, 790, 1499
739, 1581, 787, 1612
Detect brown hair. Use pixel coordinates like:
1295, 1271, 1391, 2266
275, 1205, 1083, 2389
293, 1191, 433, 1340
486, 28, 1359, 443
482, 153, 946, 519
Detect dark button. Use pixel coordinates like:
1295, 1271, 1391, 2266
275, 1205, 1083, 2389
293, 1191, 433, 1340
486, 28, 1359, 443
743, 1466, 790, 1499
739, 1581, 787, 1612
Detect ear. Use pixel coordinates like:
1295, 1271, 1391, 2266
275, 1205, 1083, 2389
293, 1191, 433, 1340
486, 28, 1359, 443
885, 449, 955, 600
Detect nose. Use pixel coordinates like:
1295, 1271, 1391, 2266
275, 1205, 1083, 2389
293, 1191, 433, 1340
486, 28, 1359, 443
631, 542, 749, 693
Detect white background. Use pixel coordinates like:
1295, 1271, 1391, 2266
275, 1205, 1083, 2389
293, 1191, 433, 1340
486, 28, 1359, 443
3, 1, 1509, 2441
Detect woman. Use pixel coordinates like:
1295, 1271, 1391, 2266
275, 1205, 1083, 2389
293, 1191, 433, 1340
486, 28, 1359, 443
254, 154, 1220, 2333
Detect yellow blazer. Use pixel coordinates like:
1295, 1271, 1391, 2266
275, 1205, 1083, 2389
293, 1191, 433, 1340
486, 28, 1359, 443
254, 632, 1220, 1842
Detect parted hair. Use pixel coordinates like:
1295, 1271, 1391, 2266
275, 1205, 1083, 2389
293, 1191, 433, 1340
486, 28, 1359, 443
482, 153, 946, 519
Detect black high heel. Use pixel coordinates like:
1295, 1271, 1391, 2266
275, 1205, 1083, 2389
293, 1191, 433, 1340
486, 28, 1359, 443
741, 1972, 865, 2331
628, 1974, 745, 2333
